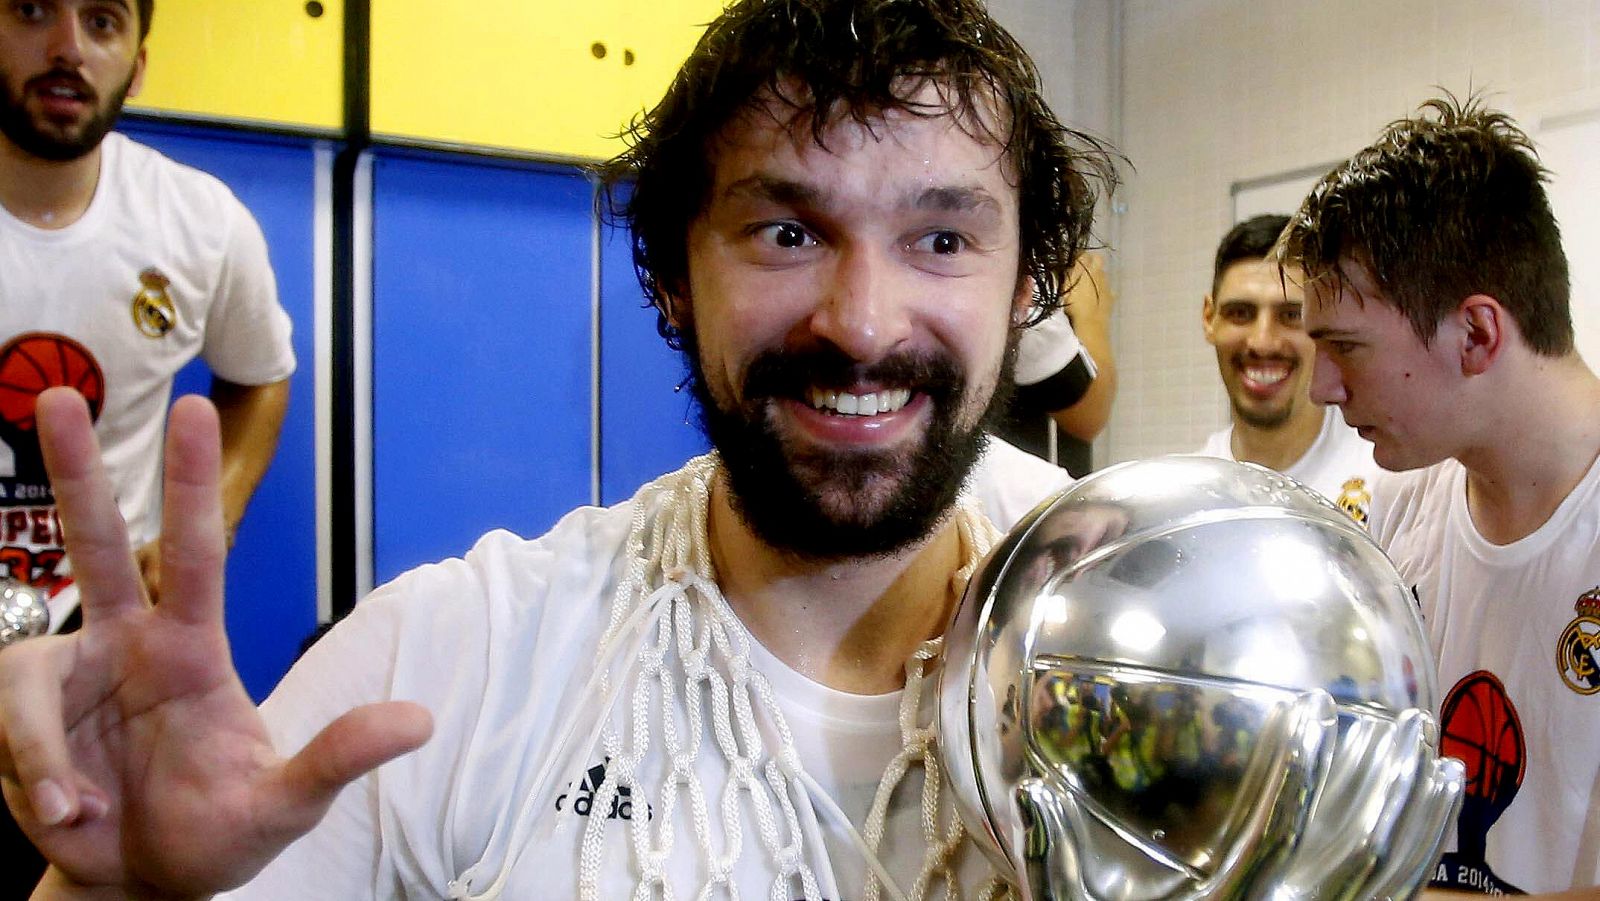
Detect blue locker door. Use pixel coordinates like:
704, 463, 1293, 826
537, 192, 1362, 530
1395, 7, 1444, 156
597, 198, 710, 505
371, 152, 594, 584
117, 120, 322, 702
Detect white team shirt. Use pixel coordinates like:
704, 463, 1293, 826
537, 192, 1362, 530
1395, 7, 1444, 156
1372, 457, 1600, 893
0, 133, 294, 625
224, 465, 1009, 900
1014, 307, 1091, 387
1196, 406, 1380, 527
964, 435, 1076, 531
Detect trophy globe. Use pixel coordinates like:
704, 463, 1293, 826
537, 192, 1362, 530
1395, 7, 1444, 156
940, 456, 1463, 901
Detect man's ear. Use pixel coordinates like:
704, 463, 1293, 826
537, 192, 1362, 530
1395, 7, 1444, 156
1457, 294, 1505, 376
660, 286, 690, 333
1012, 275, 1037, 327
128, 47, 147, 100
1201, 294, 1217, 345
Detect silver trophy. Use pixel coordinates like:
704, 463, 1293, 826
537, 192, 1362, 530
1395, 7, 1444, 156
941, 456, 1464, 900
0, 578, 50, 647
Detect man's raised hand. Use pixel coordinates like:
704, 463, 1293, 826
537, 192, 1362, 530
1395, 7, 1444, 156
0, 389, 431, 898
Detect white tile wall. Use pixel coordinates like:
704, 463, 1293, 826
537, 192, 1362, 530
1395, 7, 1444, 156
1103, 0, 1600, 464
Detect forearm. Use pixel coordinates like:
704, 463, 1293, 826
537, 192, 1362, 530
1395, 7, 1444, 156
208, 378, 290, 543
1049, 352, 1116, 441
1051, 251, 1117, 441
1049, 316, 1117, 441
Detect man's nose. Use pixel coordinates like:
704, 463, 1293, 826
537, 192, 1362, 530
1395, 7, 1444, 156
808, 244, 912, 362
1245, 311, 1283, 352
46, 14, 88, 69
1309, 350, 1346, 406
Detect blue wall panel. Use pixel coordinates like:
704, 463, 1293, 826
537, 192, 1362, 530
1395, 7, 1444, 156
371, 153, 593, 584
597, 207, 710, 504
118, 120, 321, 702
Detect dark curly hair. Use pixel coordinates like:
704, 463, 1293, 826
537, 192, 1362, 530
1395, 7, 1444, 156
1281, 92, 1571, 355
598, 0, 1119, 348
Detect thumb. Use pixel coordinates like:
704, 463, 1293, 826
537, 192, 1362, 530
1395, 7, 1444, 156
268, 701, 432, 828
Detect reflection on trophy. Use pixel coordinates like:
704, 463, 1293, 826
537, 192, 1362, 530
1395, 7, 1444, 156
0, 578, 49, 647
940, 456, 1464, 900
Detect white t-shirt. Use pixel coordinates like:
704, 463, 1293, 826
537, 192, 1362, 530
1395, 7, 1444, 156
1372, 457, 1600, 893
0, 133, 294, 625
964, 435, 1075, 531
224, 461, 1011, 901
1014, 307, 1090, 387
1196, 406, 1381, 527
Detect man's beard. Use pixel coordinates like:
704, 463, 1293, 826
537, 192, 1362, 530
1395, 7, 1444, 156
0, 65, 134, 162
1231, 394, 1295, 430
686, 334, 1017, 561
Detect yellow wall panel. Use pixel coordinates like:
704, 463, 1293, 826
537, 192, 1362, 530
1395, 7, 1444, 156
128, 1, 343, 130
614, 0, 725, 137
372, 0, 720, 160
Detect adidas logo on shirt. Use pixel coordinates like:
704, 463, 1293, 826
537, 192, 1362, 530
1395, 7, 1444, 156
554, 758, 652, 821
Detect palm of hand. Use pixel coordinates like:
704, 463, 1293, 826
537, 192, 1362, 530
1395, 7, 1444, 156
1, 390, 432, 898
15, 609, 291, 895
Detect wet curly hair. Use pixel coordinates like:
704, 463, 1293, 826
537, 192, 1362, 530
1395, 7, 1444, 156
1281, 92, 1571, 354
597, 0, 1119, 348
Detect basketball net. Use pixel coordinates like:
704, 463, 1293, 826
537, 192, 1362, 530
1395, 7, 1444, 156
446, 454, 1012, 901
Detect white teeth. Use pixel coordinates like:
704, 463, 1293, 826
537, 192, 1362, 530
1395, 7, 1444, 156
805, 387, 911, 416
1244, 367, 1289, 386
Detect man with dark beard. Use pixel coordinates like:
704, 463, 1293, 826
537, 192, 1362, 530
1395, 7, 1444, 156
1194, 214, 1380, 525
0, 3, 293, 893
0, 1, 1110, 898
0, 0, 293, 603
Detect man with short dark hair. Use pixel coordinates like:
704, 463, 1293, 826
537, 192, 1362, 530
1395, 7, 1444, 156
0, 1, 1115, 898
1285, 94, 1600, 899
1196, 213, 1379, 524
0, 0, 292, 606
0, 0, 293, 893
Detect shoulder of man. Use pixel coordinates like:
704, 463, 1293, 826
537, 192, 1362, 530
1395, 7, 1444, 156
968, 436, 1074, 532
1192, 426, 1233, 460
1366, 463, 1454, 550
107, 132, 254, 229
1014, 309, 1092, 389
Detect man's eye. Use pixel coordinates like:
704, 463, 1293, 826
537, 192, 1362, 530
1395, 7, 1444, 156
1222, 306, 1253, 324
1281, 307, 1304, 325
756, 222, 815, 250
85, 9, 124, 33
912, 231, 965, 255
15, 3, 45, 22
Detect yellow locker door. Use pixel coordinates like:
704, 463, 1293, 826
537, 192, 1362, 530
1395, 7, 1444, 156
371, 0, 644, 160
614, 0, 724, 137
129, 0, 343, 130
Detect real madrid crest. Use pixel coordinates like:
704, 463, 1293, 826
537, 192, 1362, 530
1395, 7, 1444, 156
130, 268, 177, 338
1557, 587, 1600, 695
1335, 476, 1371, 528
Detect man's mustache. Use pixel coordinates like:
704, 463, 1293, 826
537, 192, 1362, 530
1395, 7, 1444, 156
740, 348, 963, 404
26, 69, 96, 104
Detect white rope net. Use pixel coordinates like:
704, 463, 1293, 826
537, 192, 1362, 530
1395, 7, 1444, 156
452, 455, 1013, 901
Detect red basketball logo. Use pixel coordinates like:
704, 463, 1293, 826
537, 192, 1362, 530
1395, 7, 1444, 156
0, 333, 106, 431
1440, 670, 1525, 809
